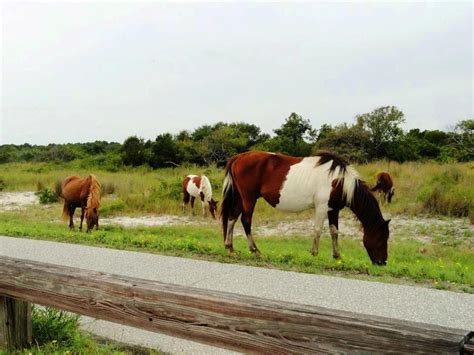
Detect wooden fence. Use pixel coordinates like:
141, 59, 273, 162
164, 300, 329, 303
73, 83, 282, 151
0, 256, 471, 353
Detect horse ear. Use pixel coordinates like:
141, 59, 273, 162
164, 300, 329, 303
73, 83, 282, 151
385, 219, 391, 225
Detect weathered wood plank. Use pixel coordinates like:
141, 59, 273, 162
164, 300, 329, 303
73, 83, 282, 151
0, 295, 32, 350
0, 256, 468, 353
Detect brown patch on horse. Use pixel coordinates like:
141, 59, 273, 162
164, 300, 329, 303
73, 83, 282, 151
230, 151, 303, 207
191, 176, 201, 189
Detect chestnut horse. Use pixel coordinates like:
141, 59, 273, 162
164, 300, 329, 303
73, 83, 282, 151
182, 175, 218, 218
61, 175, 101, 232
371, 172, 394, 203
221, 151, 390, 265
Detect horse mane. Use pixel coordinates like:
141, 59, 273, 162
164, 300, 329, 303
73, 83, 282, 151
86, 174, 101, 210
351, 180, 384, 228
314, 150, 359, 206
200, 175, 213, 201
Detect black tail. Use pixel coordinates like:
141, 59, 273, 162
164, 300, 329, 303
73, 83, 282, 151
221, 155, 240, 242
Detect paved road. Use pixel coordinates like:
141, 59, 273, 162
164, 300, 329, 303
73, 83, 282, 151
1, 235, 472, 353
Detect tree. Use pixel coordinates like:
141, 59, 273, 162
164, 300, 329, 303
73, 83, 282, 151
150, 133, 179, 168
122, 136, 147, 166
356, 106, 405, 159
271, 113, 317, 156
449, 119, 474, 161
315, 123, 370, 162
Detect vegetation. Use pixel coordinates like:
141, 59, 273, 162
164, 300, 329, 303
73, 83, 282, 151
1, 159, 472, 218
0, 210, 472, 293
5, 306, 158, 354
1, 108, 472, 169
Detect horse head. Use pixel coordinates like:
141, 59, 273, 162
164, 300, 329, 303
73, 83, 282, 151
85, 207, 99, 232
387, 187, 395, 203
363, 219, 390, 265
208, 198, 219, 219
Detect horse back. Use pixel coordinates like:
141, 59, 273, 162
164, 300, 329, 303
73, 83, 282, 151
229, 151, 302, 206
61, 176, 90, 205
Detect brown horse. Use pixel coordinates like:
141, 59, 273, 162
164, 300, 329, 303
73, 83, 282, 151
61, 175, 101, 232
371, 172, 394, 203
221, 151, 390, 265
182, 174, 218, 218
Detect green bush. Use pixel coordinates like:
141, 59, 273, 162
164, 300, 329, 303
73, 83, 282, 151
35, 188, 60, 204
32, 306, 80, 347
418, 169, 473, 217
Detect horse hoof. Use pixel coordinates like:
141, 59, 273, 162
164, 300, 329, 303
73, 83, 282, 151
333, 254, 341, 260
311, 250, 318, 257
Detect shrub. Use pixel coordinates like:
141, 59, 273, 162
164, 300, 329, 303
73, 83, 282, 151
0, 178, 5, 191
32, 306, 80, 346
35, 188, 60, 204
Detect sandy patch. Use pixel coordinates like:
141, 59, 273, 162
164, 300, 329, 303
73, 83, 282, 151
0, 192, 38, 211
101, 215, 211, 227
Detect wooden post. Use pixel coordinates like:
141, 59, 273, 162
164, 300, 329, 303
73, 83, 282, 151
0, 296, 32, 351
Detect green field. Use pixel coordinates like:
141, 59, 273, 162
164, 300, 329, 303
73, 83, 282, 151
0, 161, 472, 293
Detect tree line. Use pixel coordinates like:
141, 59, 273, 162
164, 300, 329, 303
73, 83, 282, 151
1, 106, 472, 170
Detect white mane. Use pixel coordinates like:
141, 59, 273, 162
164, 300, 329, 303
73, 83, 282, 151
200, 175, 213, 202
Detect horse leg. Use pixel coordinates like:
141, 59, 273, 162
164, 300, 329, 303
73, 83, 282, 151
182, 191, 190, 213
190, 196, 196, 216
225, 196, 243, 256
311, 203, 327, 256
79, 207, 85, 231
241, 198, 260, 256
68, 205, 76, 230
328, 209, 340, 259
201, 201, 207, 218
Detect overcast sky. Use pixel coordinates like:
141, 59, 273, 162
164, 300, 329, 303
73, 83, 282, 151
1, 1, 472, 145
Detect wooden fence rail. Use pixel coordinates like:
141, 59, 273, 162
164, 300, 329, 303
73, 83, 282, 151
0, 256, 471, 353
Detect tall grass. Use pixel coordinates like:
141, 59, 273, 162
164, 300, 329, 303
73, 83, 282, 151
1, 160, 473, 218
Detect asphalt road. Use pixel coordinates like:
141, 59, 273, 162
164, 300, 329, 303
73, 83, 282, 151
1, 235, 472, 353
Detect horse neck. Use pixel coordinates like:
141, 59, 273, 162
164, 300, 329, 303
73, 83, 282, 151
349, 182, 384, 230
86, 176, 101, 208
200, 176, 212, 201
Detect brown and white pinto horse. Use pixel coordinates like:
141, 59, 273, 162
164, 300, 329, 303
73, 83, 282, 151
61, 175, 101, 232
221, 151, 390, 265
371, 172, 394, 203
182, 175, 218, 218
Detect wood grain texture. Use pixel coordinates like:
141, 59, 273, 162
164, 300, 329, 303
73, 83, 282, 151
0, 296, 32, 350
0, 256, 468, 353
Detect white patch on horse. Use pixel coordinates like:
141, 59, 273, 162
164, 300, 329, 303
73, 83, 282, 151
186, 175, 201, 198
275, 157, 358, 212
276, 157, 328, 212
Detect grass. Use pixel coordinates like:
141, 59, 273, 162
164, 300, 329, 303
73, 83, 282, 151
0, 208, 472, 293
0, 160, 472, 293
2, 306, 159, 355
0, 160, 473, 218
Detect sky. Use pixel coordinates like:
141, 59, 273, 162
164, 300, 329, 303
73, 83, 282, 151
1, 1, 472, 145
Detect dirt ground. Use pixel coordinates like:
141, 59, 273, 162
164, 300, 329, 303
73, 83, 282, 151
2, 192, 472, 244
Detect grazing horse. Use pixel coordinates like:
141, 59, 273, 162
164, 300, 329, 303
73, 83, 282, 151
61, 175, 101, 232
371, 172, 394, 203
182, 175, 218, 219
221, 151, 390, 265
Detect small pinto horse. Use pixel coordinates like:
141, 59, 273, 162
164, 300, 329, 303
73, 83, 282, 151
371, 172, 394, 203
61, 175, 101, 232
182, 175, 218, 219
221, 151, 390, 265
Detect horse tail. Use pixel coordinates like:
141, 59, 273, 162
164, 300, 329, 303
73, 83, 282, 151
62, 202, 69, 221
221, 155, 240, 242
